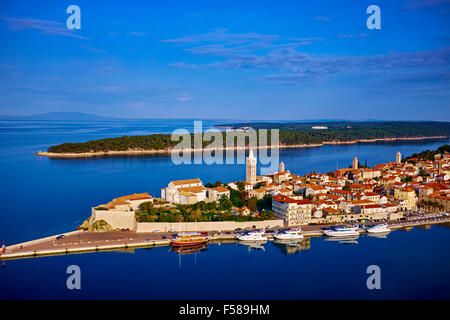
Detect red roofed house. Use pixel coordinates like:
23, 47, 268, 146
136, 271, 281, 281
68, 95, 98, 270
91, 193, 153, 231
207, 186, 231, 201
305, 185, 327, 197
354, 204, 387, 215
330, 189, 353, 201
273, 171, 291, 184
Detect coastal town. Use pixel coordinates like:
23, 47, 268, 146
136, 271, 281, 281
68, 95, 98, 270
87, 148, 450, 231
1, 146, 450, 260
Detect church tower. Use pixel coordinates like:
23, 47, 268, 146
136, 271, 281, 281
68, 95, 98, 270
246, 149, 257, 185
352, 156, 358, 169
396, 151, 401, 164
279, 161, 285, 172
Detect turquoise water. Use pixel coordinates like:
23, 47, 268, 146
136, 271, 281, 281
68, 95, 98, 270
0, 120, 449, 299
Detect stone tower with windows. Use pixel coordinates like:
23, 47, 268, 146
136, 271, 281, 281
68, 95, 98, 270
352, 156, 358, 169
279, 161, 285, 172
246, 149, 257, 185
396, 151, 401, 164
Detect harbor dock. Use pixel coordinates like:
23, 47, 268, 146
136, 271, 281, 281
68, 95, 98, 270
1, 214, 449, 260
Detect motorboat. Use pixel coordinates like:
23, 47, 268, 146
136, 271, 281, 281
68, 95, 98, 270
274, 228, 303, 240
323, 226, 360, 237
237, 229, 267, 241
366, 224, 391, 233
171, 232, 209, 247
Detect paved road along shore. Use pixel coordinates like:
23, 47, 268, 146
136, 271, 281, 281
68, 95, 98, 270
1, 214, 449, 260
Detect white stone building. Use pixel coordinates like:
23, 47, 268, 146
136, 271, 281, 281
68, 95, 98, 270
272, 195, 313, 226
90, 193, 153, 230
207, 186, 231, 201
161, 178, 206, 204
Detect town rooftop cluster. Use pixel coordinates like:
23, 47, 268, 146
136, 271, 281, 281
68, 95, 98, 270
89, 150, 450, 230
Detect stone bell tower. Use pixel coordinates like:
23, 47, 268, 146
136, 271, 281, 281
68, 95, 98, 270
279, 161, 285, 172
246, 149, 257, 184
352, 156, 358, 169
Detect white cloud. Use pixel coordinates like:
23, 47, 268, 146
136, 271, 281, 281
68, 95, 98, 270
1, 16, 90, 39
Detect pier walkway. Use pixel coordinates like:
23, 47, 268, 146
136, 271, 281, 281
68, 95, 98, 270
1, 214, 449, 260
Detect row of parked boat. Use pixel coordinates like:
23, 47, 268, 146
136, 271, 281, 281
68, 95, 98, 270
236, 223, 392, 241
323, 223, 391, 237
236, 228, 303, 241
169, 223, 392, 248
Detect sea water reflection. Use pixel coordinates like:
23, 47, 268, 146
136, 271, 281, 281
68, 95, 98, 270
2, 225, 450, 299
165, 230, 399, 259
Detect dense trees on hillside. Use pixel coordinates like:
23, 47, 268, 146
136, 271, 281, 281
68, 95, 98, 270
226, 121, 450, 134
135, 196, 274, 223
46, 122, 450, 154
408, 145, 450, 161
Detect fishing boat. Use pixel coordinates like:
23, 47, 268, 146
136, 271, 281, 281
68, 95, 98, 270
171, 232, 209, 247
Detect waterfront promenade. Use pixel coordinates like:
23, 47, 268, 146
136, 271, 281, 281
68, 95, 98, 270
1, 213, 449, 260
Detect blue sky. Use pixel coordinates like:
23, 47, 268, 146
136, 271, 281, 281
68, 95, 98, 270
0, 0, 449, 120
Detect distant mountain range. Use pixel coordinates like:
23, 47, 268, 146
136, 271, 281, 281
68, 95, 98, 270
0, 112, 117, 121
0, 112, 446, 123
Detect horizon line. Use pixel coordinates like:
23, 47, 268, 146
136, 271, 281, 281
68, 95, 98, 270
0, 112, 449, 123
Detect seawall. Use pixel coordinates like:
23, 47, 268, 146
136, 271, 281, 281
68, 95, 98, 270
135, 220, 285, 233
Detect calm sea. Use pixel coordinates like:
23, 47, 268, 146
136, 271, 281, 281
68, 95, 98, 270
0, 120, 449, 299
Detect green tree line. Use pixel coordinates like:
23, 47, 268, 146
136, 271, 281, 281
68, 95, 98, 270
46, 121, 450, 154
407, 144, 450, 161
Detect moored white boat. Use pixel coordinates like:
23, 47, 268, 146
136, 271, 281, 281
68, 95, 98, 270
237, 229, 268, 241
274, 228, 303, 240
323, 226, 360, 237
366, 224, 391, 233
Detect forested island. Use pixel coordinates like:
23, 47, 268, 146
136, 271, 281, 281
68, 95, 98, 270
42, 121, 449, 156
